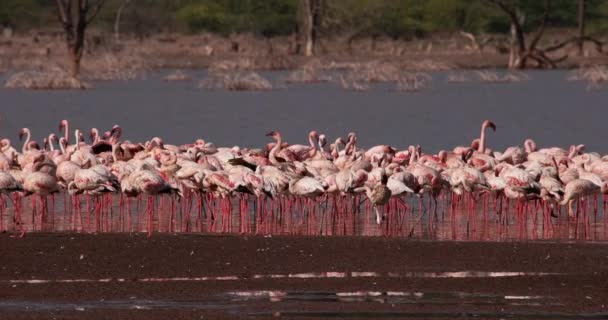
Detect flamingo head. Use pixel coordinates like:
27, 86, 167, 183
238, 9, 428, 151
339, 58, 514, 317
59, 137, 68, 148
18, 128, 27, 141
48, 134, 58, 143
470, 139, 480, 149
28, 141, 41, 151
151, 137, 164, 148
483, 120, 496, 131
524, 139, 537, 153
110, 125, 122, 141
265, 131, 280, 138
59, 120, 68, 131
89, 128, 99, 142
318, 134, 327, 147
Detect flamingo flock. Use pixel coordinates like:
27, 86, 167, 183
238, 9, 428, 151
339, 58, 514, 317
0, 119, 606, 237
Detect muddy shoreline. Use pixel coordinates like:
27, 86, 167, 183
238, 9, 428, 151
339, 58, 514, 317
0, 233, 607, 319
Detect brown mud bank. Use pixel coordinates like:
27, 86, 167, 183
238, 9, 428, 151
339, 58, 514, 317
0, 233, 607, 319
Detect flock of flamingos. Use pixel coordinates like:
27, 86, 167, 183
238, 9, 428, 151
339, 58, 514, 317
0, 119, 606, 236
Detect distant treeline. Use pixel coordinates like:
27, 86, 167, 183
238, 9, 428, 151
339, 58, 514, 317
2, 0, 608, 37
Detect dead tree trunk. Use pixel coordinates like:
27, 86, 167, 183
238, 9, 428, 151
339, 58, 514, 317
55, 0, 105, 77
577, 0, 585, 56
298, 0, 322, 57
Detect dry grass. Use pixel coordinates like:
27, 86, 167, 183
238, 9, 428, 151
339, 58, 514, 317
208, 56, 295, 72
568, 66, 608, 91
396, 72, 432, 92
446, 72, 471, 83
476, 70, 529, 83
83, 51, 148, 81
334, 61, 434, 92
284, 60, 332, 84
4, 68, 90, 89
164, 70, 191, 81
568, 66, 608, 83
350, 62, 401, 83
200, 71, 273, 91
337, 74, 369, 92
402, 59, 453, 71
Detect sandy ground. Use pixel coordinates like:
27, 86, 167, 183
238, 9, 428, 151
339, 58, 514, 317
0, 233, 607, 319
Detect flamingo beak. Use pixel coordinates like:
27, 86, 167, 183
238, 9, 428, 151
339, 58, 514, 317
18, 129, 24, 141
488, 121, 496, 131
265, 131, 276, 137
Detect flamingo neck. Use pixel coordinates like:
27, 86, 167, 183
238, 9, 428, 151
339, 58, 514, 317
48, 135, 55, 151
111, 143, 118, 163
479, 124, 487, 153
22, 130, 31, 153
59, 140, 67, 155
308, 134, 317, 158
269, 135, 282, 164
74, 130, 80, 151
92, 129, 99, 144
64, 122, 69, 144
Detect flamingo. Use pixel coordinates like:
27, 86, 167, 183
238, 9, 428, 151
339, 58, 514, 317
361, 169, 391, 224
561, 179, 605, 217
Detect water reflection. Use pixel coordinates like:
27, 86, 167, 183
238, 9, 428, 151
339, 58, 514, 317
1, 192, 606, 241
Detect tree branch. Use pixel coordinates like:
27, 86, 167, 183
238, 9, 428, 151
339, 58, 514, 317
85, 0, 106, 25
528, 0, 551, 51
490, 0, 526, 52
544, 36, 605, 53
55, 0, 70, 24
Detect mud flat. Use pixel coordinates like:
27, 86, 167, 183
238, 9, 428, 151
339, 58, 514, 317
0, 233, 607, 319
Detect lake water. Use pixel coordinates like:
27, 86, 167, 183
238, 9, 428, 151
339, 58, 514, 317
0, 70, 605, 154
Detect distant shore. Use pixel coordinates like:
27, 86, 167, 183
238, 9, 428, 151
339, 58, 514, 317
1, 31, 607, 75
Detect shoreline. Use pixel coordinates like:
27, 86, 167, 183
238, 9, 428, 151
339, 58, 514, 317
0, 233, 607, 319
2, 32, 607, 75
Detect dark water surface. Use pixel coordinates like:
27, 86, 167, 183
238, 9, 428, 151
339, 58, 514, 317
0, 70, 604, 153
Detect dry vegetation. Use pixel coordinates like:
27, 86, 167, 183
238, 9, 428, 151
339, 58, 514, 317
446, 71, 471, 83
4, 68, 90, 89
82, 51, 148, 81
568, 65, 608, 83
164, 70, 191, 81
475, 70, 529, 83
330, 61, 433, 92
567, 65, 608, 91
199, 71, 273, 91
283, 60, 332, 84
396, 73, 432, 92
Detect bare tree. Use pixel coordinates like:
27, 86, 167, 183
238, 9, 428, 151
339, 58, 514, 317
577, 0, 585, 56
297, 0, 322, 56
491, 0, 606, 68
55, 0, 105, 77
491, 0, 565, 69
